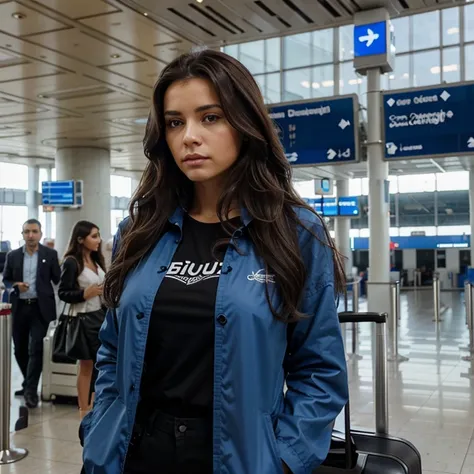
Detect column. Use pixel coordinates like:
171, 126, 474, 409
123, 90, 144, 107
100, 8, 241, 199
55, 148, 111, 257
335, 179, 353, 277
470, 168, 474, 267
26, 165, 39, 220
44, 167, 52, 239
367, 68, 390, 312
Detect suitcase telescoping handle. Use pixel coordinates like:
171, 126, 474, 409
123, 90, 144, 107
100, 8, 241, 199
338, 312, 389, 436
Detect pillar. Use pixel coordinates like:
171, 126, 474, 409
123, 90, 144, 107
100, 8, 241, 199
367, 68, 390, 313
44, 167, 53, 239
335, 179, 353, 277
470, 168, 474, 267
26, 165, 39, 220
55, 148, 111, 257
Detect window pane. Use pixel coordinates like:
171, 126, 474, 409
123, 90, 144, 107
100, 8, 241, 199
436, 171, 468, 191
412, 50, 441, 87
266, 73, 281, 103
412, 11, 440, 50
223, 44, 238, 59
339, 25, 354, 61
349, 178, 362, 196
339, 62, 367, 105
312, 65, 334, 98
361, 178, 369, 195
283, 68, 311, 101
390, 227, 400, 237
111, 210, 125, 237
442, 7, 460, 46
465, 3, 474, 43
392, 17, 410, 53
465, 44, 474, 81
438, 225, 470, 236
51, 168, 56, 181
0, 205, 28, 249
283, 33, 312, 69
265, 38, 280, 72
388, 175, 398, 193
387, 54, 410, 90
38, 168, 48, 189
239, 40, 265, 75
312, 29, 333, 65
0, 163, 28, 190
398, 174, 436, 193
399, 226, 437, 236
442, 47, 460, 83
110, 175, 132, 198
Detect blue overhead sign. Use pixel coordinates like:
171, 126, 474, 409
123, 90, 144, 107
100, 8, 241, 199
304, 196, 360, 217
354, 21, 387, 57
42, 180, 75, 206
383, 82, 474, 160
269, 95, 359, 166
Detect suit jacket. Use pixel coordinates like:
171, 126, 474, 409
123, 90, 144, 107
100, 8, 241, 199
3, 244, 61, 322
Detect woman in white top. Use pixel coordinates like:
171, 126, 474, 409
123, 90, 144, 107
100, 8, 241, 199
59, 221, 106, 419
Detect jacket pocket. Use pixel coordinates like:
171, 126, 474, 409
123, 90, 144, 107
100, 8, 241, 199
263, 414, 284, 474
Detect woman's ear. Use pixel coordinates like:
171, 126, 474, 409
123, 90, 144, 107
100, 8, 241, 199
77, 237, 84, 244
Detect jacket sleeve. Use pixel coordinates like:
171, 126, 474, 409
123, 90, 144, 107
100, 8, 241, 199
2, 251, 15, 290
58, 257, 85, 304
50, 249, 61, 285
276, 217, 349, 474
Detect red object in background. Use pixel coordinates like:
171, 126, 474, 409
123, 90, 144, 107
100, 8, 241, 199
390, 241, 396, 250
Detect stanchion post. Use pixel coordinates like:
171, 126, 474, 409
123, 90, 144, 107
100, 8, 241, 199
462, 284, 474, 361
0, 305, 28, 464
433, 273, 442, 323
387, 281, 408, 363
466, 281, 471, 327
349, 280, 363, 360
375, 318, 388, 435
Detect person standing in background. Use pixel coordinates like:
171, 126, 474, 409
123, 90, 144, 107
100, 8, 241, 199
2, 219, 61, 408
58, 221, 106, 419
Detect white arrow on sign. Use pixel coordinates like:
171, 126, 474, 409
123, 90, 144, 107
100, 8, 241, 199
327, 149, 337, 160
386, 98, 395, 107
468, 137, 474, 149
338, 119, 351, 130
358, 28, 380, 47
285, 152, 298, 162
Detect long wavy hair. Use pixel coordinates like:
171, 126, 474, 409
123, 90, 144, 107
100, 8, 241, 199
103, 49, 345, 322
64, 220, 106, 275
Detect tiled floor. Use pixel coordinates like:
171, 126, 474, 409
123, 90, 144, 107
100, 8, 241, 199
2, 290, 474, 473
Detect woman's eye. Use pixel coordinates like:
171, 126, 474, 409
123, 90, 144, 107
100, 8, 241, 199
203, 114, 220, 124
167, 119, 182, 128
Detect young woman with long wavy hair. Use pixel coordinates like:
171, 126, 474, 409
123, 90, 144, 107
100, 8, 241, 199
80, 49, 348, 474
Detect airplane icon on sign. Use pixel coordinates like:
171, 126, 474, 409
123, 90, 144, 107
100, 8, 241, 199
358, 28, 380, 47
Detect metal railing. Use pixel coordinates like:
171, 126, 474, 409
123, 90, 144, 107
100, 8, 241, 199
0, 304, 28, 465
366, 281, 408, 363
462, 283, 474, 362
343, 277, 362, 360
433, 273, 443, 323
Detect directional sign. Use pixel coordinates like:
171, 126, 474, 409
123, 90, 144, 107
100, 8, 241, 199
269, 95, 359, 166
354, 21, 387, 57
383, 82, 474, 160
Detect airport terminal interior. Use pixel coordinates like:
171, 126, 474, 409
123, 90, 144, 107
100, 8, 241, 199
2, 0, 474, 473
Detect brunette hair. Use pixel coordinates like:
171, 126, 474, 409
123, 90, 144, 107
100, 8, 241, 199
64, 220, 106, 274
103, 49, 345, 322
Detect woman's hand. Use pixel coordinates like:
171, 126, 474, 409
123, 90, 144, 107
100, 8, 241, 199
84, 284, 103, 300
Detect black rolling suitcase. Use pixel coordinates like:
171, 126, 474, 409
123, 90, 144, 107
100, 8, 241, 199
315, 312, 422, 474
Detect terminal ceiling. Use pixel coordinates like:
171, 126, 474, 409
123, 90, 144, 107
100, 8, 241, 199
0, 0, 469, 180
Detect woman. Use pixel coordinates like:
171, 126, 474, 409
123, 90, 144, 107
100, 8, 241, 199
81, 49, 348, 474
58, 221, 106, 419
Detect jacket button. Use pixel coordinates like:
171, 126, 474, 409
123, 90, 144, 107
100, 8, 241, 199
217, 314, 227, 326
130, 384, 135, 392
136, 312, 144, 320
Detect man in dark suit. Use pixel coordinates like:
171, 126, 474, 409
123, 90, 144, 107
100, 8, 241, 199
3, 219, 61, 408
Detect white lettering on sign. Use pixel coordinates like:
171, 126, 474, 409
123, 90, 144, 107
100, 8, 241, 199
269, 111, 285, 119
400, 144, 423, 152
393, 94, 439, 107
389, 109, 452, 128
287, 105, 331, 118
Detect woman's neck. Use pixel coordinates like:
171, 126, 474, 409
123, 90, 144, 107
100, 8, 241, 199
190, 181, 239, 223
82, 248, 92, 263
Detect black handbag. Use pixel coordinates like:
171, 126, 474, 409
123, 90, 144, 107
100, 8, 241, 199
52, 312, 75, 363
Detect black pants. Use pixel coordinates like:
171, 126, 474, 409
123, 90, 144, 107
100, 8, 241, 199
124, 407, 213, 474
12, 301, 49, 396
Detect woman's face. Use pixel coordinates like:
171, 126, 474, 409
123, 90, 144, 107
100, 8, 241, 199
82, 227, 101, 252
164, 77, 241, 185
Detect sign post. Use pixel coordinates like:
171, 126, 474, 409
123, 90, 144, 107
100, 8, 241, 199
269, 95, 360, 166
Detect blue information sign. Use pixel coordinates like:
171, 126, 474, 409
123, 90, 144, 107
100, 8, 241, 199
42, 180, 75, 206
269, 96, 359, 166
338, 196, 360, 216
383, 82, 474, 159
304, 196, 360, 217
354, 21, 387, 57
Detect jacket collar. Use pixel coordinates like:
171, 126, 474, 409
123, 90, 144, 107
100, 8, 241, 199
167, 205, 253, 231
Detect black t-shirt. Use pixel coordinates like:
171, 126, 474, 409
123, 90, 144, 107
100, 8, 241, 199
140, 214, 238, 417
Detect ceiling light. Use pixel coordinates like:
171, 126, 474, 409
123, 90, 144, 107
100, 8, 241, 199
430, 66, 441, 74
322, 80, 334, 88
389, 74, 395, 80
143, 12, 148, 16
12, 12, 26, 19
300, 80, 310, 88
111, 54, 121, 59
447, 27, 459, 35
312, 82, 320, 89
348, 78, 363, 85
196, 0, 204, 3
443, 64, 458, 72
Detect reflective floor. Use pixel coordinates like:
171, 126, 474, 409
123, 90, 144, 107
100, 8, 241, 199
2, 291, 474, 473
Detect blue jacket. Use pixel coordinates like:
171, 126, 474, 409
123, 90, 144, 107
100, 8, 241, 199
81, 206, 348, 474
